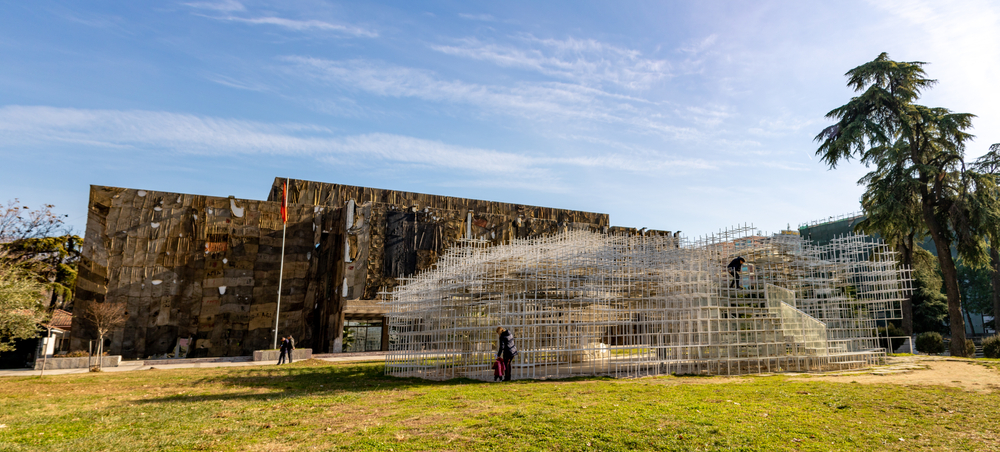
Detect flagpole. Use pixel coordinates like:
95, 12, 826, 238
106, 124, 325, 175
273, 178, 289, 350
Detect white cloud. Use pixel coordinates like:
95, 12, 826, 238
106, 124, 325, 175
0, 106, 715, 186
280, 57, 695, 139
747, 117, 817, 137
183, 0, 245, 12
220, 16, 377, 37
431, 35, 671, 89
678, 34, 718, 55
683, 105, 733, 127
204, 73, 270, 92
458, 13, 495, 22
184, 1, 377, 38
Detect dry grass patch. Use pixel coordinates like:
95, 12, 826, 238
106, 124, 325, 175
798, 356, 1000, 393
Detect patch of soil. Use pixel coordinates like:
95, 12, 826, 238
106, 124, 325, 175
282, 359, 331, 367
800, 357, 1000, 393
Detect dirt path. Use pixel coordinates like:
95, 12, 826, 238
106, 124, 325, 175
791, 357, 1000, 393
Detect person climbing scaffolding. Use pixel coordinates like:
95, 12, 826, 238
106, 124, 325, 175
727, 257, 746, 289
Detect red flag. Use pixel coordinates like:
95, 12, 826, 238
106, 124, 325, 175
280, 181, 288, 223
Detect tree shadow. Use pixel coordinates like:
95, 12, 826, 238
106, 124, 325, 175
134, 360, 486, 406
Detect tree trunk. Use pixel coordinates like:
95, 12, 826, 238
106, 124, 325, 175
992, 247, 1000, 335
899, 233, 915, 336
97, 333, 104, 370
922, 201, 967, 356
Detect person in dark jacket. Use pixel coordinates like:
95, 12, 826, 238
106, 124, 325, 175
277, 336, 288, 365
496, 326, 518, 381
284, 336, 295, 364
727, 257, 746, 289
277, 336, 294, 365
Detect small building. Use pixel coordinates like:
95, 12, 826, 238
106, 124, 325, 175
44, 309, 74, 355
0, 309, 73, 369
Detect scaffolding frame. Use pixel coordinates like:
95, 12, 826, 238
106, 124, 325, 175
384, 226, 910, 381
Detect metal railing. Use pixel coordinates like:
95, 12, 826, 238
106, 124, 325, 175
798, 212, 864, 229
765, 284, 829, 355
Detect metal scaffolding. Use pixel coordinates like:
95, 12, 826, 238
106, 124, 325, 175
384, 226, 909, 381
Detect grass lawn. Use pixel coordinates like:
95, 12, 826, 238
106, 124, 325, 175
1, 359, 998, 451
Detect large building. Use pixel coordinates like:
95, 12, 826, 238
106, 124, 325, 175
70, 179, 611, 359
71, 183, 910, 377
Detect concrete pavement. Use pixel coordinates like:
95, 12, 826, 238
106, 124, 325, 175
0, 351, 388, 377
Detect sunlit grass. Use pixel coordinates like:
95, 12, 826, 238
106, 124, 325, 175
1, 359, 998, 451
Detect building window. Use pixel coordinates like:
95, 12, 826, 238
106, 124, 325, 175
344, 321, 382, 352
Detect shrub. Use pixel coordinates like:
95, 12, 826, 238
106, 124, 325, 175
983, 335, 1000, 359
916, 332, 945, 354
877, 323, 907, 350
964, 339, 976, 358
64, 350, 89, 357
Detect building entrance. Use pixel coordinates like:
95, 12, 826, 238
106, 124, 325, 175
344, 320, 383, 352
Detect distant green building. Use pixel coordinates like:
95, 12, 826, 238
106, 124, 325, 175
797, 213, 866, 246
797, 213, 991, 336
798, 213, 940, 253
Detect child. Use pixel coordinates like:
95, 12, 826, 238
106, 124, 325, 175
492, 357, 505, 381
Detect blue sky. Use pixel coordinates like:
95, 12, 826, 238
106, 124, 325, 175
2, 1, 998, 238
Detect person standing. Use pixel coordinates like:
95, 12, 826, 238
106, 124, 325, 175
727, 257, 746, 289
285, 336, 295, 364
496, 327, 518, 381
277, 336, 288, 365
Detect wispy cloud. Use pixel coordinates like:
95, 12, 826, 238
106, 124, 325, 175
747, 117, 817, 137
183, 0, 245, 12
220, 16, 377, 37
203, 73, 270, 92
683, 105, 732, 127
0, 106, 715, 186
184, 1, 377, 38
431, 35, 671, 89
458, 13, 495, 22
280, 57, 695, 139
678, 34, 718, 55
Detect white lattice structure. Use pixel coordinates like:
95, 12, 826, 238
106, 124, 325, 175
384, 227, 909, 380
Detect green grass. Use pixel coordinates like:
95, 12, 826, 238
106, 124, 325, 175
1, 359, 998, 451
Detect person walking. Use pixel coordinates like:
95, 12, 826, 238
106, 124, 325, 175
727, 257, 746, 289
277, 336, 289, 365
496, 326, 518, 381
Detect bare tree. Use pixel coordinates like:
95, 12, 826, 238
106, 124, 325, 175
84, 302, 127, 370
0, 199, 69, 243
0, 199, 79, 311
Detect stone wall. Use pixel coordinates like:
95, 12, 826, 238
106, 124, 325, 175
267, 179, 611, 298
71, 186, 334, 359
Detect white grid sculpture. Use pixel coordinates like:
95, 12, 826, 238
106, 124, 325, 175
384, 227, 909, 380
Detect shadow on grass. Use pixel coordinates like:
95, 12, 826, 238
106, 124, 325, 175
133, 359, 653, 407
134, 360, 493, 406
